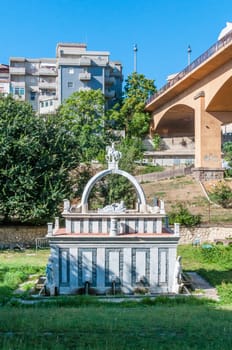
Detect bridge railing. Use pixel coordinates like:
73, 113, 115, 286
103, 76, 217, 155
147, 30, 232, 105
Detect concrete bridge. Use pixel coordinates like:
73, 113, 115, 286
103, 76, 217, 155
145, 30, 232, 180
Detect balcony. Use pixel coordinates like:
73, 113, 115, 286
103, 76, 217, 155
79, 57, 91, 66
93, 58, 108, 67
26, 68, 39, 75
38, 81, 57, 90
9, 67, 25, 75
105, 76, 115, 85
105, 89, 115, 98
10, 82, 25, 88
39, 94, 58, 101
39, 67, 57, 76
79, 72, 91, 81
30, 86, 40, 93
111, 69, 122, 77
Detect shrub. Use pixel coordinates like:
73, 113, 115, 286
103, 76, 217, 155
168, 203, 201, 226
140, 164, 164, 174
199, 245, 232, 266
210, 182, 232, 208
217, 282, 232, 304
152, 133, 161, 150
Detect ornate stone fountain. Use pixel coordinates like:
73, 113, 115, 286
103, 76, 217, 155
45, 144, 180, 295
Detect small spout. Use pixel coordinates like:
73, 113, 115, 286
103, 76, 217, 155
84, 281, 90, 295
112, 280, 116, 295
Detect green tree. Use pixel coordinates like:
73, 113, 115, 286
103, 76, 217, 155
121, 72, 156, 137
0, 95, 79, 224
57, 89, 108, 162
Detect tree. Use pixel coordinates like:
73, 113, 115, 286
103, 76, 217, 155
57, 89, 108, 162
120, 72, 157, 137
0, 95, 79, 224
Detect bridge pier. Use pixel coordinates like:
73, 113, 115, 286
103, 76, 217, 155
192, 167, 224, 181
193, 91, 224, 180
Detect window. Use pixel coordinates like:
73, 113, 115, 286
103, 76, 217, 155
30, 92, 36, 101
69, 68, 74, 74
41, 101, 44, 108
67, 81, 73, 88
45, 101, 49, 107
50, 100, 53, 106
14, 87, 25, 96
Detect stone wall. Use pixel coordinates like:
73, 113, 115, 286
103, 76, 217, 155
0, 225, 47, 249
179, 226, 232, 244
0, 225, 231, 248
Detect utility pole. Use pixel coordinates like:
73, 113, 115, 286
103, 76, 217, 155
133, 44, 138, 72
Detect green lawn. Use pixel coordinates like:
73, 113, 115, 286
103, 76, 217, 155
0, 247, 232, 349
0, 302, 232, 350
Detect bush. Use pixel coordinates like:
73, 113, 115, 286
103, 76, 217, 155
152, 133, 161, 150
210, 182, 232, 208
199, 245, 232, 267
168, 203, 201, 226
140, 164, 164, 174
217, 282, 232, 304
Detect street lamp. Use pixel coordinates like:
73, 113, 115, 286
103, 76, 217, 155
133, 44, 138, 72
187, 45, 192, 65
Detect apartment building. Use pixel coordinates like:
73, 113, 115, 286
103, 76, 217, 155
0, 64, 9, 96
9, 43, 123, 114
9, 57, 58, 114
56, 43, 123, 110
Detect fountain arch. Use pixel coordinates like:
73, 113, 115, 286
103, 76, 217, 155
81, 168, 147, 213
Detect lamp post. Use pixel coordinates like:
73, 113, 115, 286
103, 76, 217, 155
187, 45, 192, 65
133, 44, 138, 72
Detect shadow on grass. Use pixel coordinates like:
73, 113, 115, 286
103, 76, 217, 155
197, 268, 232, 286
196, 268, 232, 304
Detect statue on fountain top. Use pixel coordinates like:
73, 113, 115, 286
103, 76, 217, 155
106, 143, 122, 170
98, 200, 126, 213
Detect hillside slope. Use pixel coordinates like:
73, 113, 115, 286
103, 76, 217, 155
141, 175, 232, 224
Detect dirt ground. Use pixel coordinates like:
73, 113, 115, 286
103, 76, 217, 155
141, 175, 232, 224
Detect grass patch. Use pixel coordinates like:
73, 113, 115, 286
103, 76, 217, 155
0, 303, 232, 349
0, 249, 48, 303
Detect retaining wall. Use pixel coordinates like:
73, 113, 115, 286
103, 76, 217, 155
0, 225, 47, 249
0, 225, 231, 248
179, 226, 232, 244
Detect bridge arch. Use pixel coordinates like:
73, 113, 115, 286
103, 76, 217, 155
153, 104, 195, 137
81, 168, 147, 213
206, 76, 232, 125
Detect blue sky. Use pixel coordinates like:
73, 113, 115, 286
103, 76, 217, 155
1, 0, 232, 89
